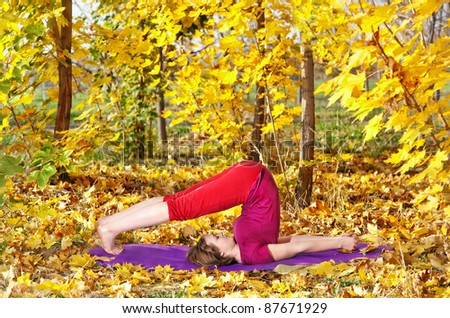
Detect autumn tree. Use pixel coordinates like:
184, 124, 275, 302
167, 1, 302, 168
291, 0, 336, 208
297, 43, 315, 208
1, 0, 58, 155
88, 1, 158, 160
249, 2, 266, 163
317, 0, 450, 208
0, 0, 87, 187
52, 0, 72, 140
88, 1, 209, 161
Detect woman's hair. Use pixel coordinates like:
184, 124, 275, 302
187, 237, 236, 267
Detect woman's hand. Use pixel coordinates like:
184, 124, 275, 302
338, 233, 359, 251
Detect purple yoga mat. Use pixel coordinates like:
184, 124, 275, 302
89, 243, 387, 272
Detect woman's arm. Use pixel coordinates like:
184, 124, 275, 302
269, 234, 358, 261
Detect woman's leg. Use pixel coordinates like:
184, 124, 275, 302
166, 162, 262, 220
98, 196, 165, 227
97, 197, 169, 254
97, 161, 262, 253
164, 164, 238, 201
96, 166, 241, 254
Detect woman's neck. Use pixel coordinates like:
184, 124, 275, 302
231, 244, 242, 263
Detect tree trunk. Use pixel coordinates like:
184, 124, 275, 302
54, 0, 72, 140
157, 91, 167, 143
157, 47, 168, 158
250, 85, 266, 162
249, 4, 265, 162
432, 8, 444, 102
296, 43, 315, 208
134, 109, 145, 160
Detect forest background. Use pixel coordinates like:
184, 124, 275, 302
0, 0, 449, 297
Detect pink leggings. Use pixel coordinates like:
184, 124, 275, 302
163, 161, 263, 221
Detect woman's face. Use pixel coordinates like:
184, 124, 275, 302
203, 233, 236, 257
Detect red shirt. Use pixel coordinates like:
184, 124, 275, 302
234, 166, 280, 264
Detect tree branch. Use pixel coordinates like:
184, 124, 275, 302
5, 105, 32, 158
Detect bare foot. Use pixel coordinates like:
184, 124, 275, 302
339, 233, 359, 251
97, 224, 123, 255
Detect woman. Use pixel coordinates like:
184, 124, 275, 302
97, 160, 358, 266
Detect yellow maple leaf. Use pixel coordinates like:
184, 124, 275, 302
272, 103, 285, 118
312, 261, 335, 276
45, 87, 59, 102
347, 48, 371, 70
37, 280, 62, 292
328, 72, 366, 107
409, 150, 448, 184
161, 110, 172, 118
0, 116, 9, 132
110, 131, 121, 142
444, 207, 450, 218
6, 217, 22, 226
398, 149, 426, 175
359, 245, 379, 255
25, 235, 42, 249
17, 273, 32, 287
69, 253, 96, 268
15, 93, 34, 105
271, 280, 291, 294
385, 108, 409, 131
367, 223, 379, 235
364, 113, 383, 142
386, 146, 410, 165
424, 150, 448, 178
337, 263, 356, 277
0, 92, 6, 105
347, 285, 367, 297
154, 265, 174, 273
360, 5, 396, 32
187, 273, 216, 294
358, 268, 374, 283
221, 68, 237, 85
407, 0, 444, 25
61, 237, 73, 250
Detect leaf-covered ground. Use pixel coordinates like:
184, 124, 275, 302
1, 157, 449, 298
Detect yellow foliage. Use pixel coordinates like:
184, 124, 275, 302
316, 0, 449, 202
0, 162, 449, 297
